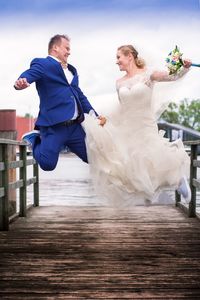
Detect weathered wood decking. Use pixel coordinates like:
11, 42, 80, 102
0, 205, 200, 299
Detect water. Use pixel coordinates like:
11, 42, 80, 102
25, 153, 200, 212
27, 153, 103, 207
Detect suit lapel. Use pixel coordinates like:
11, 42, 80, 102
46, 57, 77, 85
47, 56, 68, 82
47, 56, 61, 67
68, 64, 77, 85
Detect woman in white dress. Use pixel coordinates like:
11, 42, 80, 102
83, 45, 191, 206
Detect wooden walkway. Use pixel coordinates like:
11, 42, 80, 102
0, 205, 200, 299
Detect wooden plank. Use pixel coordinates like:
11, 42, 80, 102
0, 162, 4, 171
8, 160, 23, 169
7, 157, 35, 169
26, 177, 36, 186
0, 138, 26, 146
184, 139, 200, 146
33, 163, 39, 206
19, 146, 27, 217
193, 159, 200, 168
9, 179, 23, 190
193, 178, 200, 189
0, 205, 200, 298
26, 158, 36, 166
0, 187, 4, 198
0, 144, 9, 230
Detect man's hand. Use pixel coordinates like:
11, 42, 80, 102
98, 115, 107, 126
14, 78, 30, 90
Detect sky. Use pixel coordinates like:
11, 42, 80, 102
0, 0, 200, 117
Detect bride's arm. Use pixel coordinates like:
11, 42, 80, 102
150, 59, 191, 82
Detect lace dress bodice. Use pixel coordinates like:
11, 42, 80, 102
114, 71, 158, 134
116, 67, 189, 121
116, 71, 153, 116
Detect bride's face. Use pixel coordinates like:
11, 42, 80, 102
116, 50, 131, 71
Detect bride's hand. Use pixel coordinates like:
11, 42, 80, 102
98, 116, 107, 126
183, 59, 192, 68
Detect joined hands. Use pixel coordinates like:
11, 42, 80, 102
98, 116, 107, 126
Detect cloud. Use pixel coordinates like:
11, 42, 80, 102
0, 4, 199, 117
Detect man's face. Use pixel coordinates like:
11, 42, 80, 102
55, 38, 71, 63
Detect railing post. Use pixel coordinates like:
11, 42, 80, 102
175, 190, 181, 206
19, 145, 27, 217
0, 144, 2, 229
0, 144, 9, 230
188, 144, 197, 217
33, 162, 39, 207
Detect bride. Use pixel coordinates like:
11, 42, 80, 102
83, 44, 192, 206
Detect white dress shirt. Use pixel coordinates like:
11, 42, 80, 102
48, 55, 78, 120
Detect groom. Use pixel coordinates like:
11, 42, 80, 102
14, 34, 106, 171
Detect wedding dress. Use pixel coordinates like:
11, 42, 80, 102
83, 69, 190, 206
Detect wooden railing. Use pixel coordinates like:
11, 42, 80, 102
176, 140, 200, 218
0, 138, 199, 231
0, 138, 39, 230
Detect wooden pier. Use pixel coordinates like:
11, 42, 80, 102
0, 204, 200, 299
0, 139, 200, 299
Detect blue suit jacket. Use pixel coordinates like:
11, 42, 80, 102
19, 56, 97, 126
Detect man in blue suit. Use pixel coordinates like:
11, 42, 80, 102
14, 34, 106, 171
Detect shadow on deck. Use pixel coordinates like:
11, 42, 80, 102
0, 204, 200, 299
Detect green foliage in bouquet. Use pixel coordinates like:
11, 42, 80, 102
166, 45, 183, 75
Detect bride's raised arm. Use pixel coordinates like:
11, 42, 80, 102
150, 59, 191, 82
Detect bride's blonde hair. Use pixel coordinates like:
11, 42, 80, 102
118, 45, 145, 69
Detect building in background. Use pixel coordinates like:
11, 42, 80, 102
16, 116, 35, 141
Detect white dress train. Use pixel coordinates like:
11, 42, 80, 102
82, 69, 190, 206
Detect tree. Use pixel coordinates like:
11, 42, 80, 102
24, 113, 33, 118
160, 98, 200, 131
161, 102, 179, 124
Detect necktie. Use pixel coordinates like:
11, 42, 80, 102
60, 62, 67, 69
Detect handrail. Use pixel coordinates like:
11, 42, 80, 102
0, 138, 39, 230
158, 121, 200, 141
175, 140, 200, 218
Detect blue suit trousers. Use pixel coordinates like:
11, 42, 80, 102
32, 123, 88, 171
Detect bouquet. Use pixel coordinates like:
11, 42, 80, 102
166, 45, 200, 75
